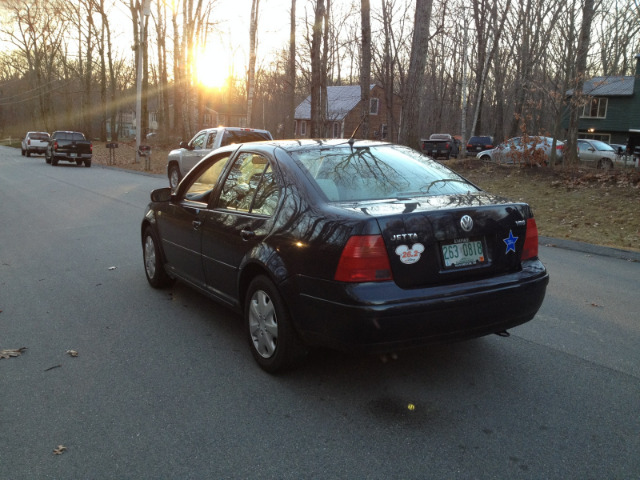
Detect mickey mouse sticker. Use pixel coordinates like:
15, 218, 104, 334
395, 243, 425, 265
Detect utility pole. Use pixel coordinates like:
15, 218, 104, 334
136, 0, 151, 163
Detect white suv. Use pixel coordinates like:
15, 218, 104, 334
21, 132, 50, 157
167, 127, 272, 189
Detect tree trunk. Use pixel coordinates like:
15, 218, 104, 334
247, 0, 260, 126
566, 0, 595, 166
398, 0, 433, 149
284, 0, 296, 139
360, 0, 371, 139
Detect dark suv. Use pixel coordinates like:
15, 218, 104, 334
467, 136, 494, 155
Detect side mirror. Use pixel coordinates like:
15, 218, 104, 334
150, 187, 173, 203
180, 141, 189, 149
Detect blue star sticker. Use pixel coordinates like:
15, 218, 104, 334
503, 230, 518, 254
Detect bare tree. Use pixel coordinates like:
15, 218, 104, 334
284, 0, 297, 139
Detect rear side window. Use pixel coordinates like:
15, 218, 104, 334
56, 132, 86, 141
292, 144, 479, 202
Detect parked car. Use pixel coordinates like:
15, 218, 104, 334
420, 133, 459, 159
45, 131, 93, 167
477, 136, 564, 165
167, 127, 273, 190
142, 139, 549, 372
577, 139, 619, 169
466, 136, 494, 155
21, 132, 50, 157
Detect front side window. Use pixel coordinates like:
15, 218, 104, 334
217, 153, 279, 214
191, 132, 207, 149
582, 97, 607, 118
184, 154, 231, 203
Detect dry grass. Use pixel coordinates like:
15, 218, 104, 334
454, 159, 640, 252
91, 141, 640, 252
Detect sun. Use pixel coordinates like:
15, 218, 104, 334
195, 47, 234, 89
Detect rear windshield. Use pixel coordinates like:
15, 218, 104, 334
292, 144, 479, 202
221, 130, 271, 147
29, 133, 50, 141
56, 132, 86, 141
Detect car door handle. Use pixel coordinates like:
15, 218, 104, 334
241, 229, 255, 241
192, 220, 203, 230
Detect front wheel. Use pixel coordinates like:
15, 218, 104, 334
168, 164, 182, 190
142, 226, 173, 288
597, 158, 613, 170
245, 275, 305, 373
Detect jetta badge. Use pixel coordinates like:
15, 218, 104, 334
460, 215, 473, 232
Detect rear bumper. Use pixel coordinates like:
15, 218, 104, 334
282, 259, 548, 353
54, 153, 92, 160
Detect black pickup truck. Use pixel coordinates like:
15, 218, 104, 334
46, 131, 93, 167
420, 134, 460, 159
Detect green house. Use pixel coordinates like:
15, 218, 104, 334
564, 53, 640, 150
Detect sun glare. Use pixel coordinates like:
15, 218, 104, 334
196, 48, 233, 89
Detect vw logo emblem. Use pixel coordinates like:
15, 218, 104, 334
460, 215, 473, 232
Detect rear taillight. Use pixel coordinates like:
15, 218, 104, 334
53, 141, 58, 151
334, 235, 392, 282
28, 139, 31, 145
522, 218, 539, 260
487, 144, 493, 149
466, 144, 472, 149
90, 143, 93, 153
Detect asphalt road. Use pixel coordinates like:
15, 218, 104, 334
1, 147, 639, 479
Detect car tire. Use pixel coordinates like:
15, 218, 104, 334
142, 226, 173, 288
168, 164, 182, 191
597, 158, 613, 170
26, 151, 31, 157
21, 148, 25, 156
84, 159, 91, 168
76, 160, 83, 166
45, 151, 51, 164
51, 156, 58, 166
480, 154, 491, 162
245, 275, 306, 373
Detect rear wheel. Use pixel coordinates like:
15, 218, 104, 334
142, 226, 173, 288
26, 151, 31, 157
21, 148, 25, 156
480, 154, 491, 162
51, 155, 59, 166
45, 150, 51, 164
76, 160, 83, 166
84, 159, 91, 168
245, 275, 305, 373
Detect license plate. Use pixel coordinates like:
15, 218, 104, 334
70, 153, 77, 158
441, 238, 486, 268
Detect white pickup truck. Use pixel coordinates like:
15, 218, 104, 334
21, 131, 50, 157
167, 127, 272, 190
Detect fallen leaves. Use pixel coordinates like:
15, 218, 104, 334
0, 347, 27, 359
53, 445, 67, 455
66, 350, 79, 357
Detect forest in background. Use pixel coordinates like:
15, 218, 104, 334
0, 0, 639, 156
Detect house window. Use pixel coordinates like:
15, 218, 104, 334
370, 98, 379, 115
301, 121, 307, 136
332, 122, 340, 138
582, 97, 607, 118
380, 124, 388, 140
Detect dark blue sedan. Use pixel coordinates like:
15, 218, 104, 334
141, 139, 548, 372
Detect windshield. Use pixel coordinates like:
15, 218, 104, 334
291, 144, 479, 202
590, 140, 614, 151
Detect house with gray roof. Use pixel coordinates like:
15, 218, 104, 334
294, 84, 400, 141
564, 53, 640, 150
